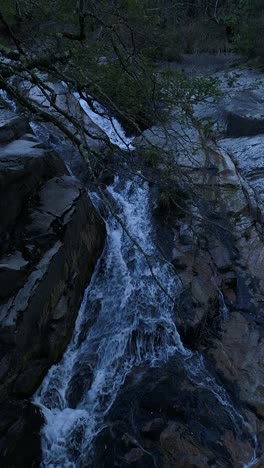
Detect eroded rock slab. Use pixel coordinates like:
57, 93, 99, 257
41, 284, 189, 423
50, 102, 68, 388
0, 109, 106, 467
224, 90, 264, 138
209, 311, 264, 418
0, 136, 66, 244
132, 62, 264, 466
92, 359, 256, 468
0, 109, 30, 143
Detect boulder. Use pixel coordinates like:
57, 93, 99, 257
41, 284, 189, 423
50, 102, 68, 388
0, 110, 30, 143
0, 137, 66, 247
224, 90, 264, 138
92, 359, 255, 467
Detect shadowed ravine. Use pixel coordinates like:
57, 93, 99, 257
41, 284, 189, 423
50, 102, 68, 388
34, 175, 186, 466
34, 173, 258, 467
33, 108, 258, 466
0, 85, 259, 467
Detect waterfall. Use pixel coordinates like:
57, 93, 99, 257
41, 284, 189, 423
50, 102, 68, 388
0, 82, 258, 467
74, 92, 134, 151
34, 174, 188, 466
33, 90, 258, 467
34, 172, 257, 467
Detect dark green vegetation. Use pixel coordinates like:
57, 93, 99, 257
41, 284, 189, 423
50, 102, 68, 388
0, 1, 263, 138
0, 1, 262, 214
1, 5, 264, 467
1, 1, 263, 57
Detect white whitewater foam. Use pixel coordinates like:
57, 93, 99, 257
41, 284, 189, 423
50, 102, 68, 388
34, 176, 186, 466
74, 92, 134, 150
30, 87, 256, 467
0, 89, 17, 112
0, 81, 256, 467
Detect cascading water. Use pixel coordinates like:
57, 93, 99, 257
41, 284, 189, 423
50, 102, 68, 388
33, 91, 258, 467
0, 83, 258, 466
74, 92, 134, 151
34, 175, 187, 466
34, 173, 257, 467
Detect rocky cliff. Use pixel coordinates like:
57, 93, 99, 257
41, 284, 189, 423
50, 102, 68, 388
2, 57, 264, 468
91, 59, 264, 467
0, 108, 106, 467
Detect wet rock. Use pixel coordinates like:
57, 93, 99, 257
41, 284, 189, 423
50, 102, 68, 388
179, 223, 194, 245
0, 400, 44, 468
18, 132, 40, 143
124, 448, 151, 467
209, 311, 264, 418
0, 136, 66, 249
132, 64, 264, 467
171, 239, 221, 350
171, 249, 188, 270
93, 423, 156, 468
0, 110, 106, 462
92, 359, 255, 467
160, 423, 212, 467
23, 81, 106, 152
221, 271, 237, 289
210, 243, 232, 272
0, 251, 29, 300
66, 364, 93, 409
0, 173, 106, 396
219, 135, 264, 218
0, 109, 30, 143
224, 90, 264, 138
141, 418, 166, 440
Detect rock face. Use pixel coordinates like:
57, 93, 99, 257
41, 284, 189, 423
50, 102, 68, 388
2, 59, 264, 467
210, 311, 264, 418
219, 135, 264, 218
92, 360, 255, 468
0, 110, 31, 143
123, 61, 264, 467
0, 108, 106, 466
0, 400, 44, 468
20, 79, 107, 184
224, 89, 264, 138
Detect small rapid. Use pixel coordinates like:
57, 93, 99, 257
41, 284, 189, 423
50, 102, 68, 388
32, 89, 257, 467
35, 173, 257, 467
34, 176, 186, 466
0, 82, 258, 466
74, 92, 134, 150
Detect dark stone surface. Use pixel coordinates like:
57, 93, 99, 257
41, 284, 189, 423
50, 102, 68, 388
0, 138, 66, 249
225, 90, 264, 137
66, 364, 93, 409
227, 112, 264, 137
0, 400, 44, 468
0, 172, 106, 399
92, 359, 254, 467
0, 110, 31, 143
0, 109, 106, 464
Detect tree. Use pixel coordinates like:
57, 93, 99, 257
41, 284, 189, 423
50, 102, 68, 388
1, 1, 246, 315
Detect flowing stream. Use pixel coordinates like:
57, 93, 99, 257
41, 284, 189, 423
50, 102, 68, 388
34, 171, 257, 466
0, 85, 258, 466
33, 100, 257, 467
34, 173, 189, 466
